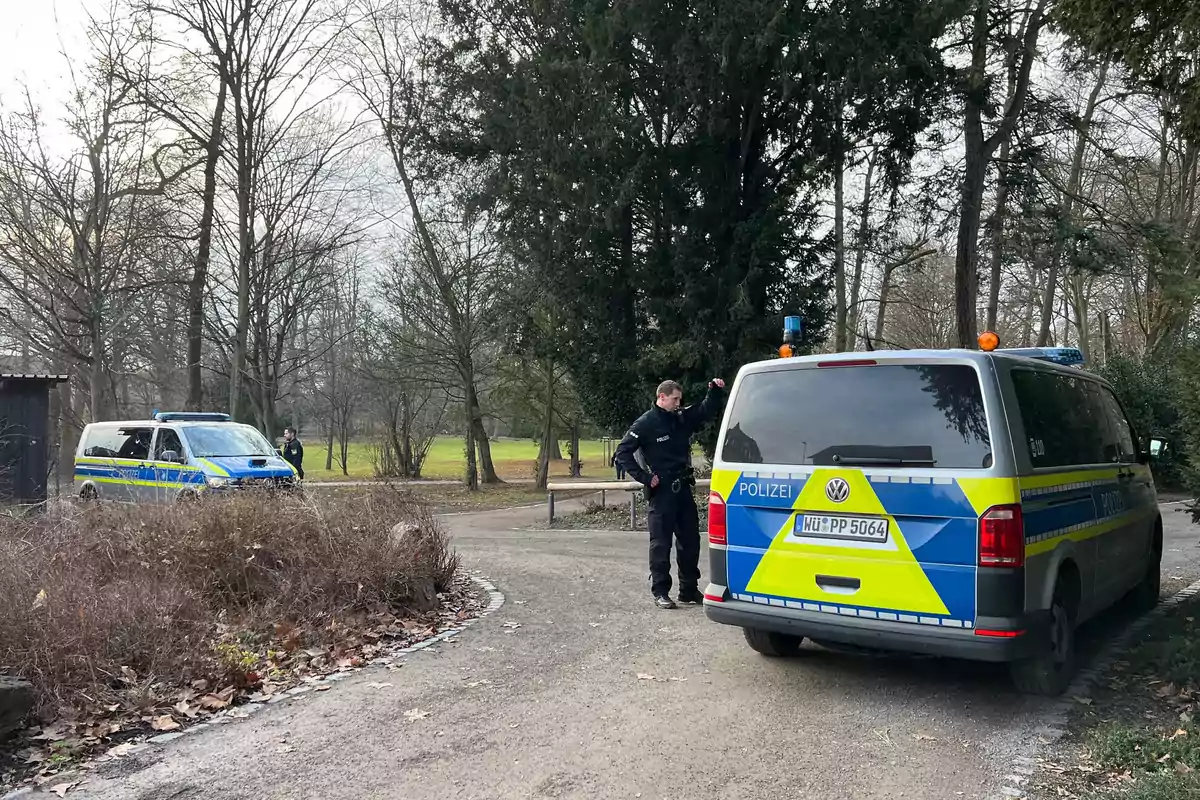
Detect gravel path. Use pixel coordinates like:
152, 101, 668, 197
42, 499, 1200, 800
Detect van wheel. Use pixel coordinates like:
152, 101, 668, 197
79, 485, 98, 502
1009, 588, 1076, 696
1128, 528, 1162, 613
743, 627, 804, 658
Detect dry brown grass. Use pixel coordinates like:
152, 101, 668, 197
0, 486, 459, 718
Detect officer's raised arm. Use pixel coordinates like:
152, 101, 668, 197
681, 378, 726, 433
613, 417, 653, 486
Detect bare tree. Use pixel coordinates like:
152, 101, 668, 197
144, 0, 349, 418
0, 11, 197, 424
341, 0, 504, 489
954, 0, 1048, 347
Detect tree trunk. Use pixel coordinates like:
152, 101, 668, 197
474, 413, 499, 483
1071, 273, 1091, 362
1038, 63, 1107, 347
985, 136, 1011, 332
569, 422, 581, 478
956, 0, 1046, 348
847, 147, 877, 345
984, 4, 1022, 334
536, 357, 553, 490
339, 412, 350, 476
90, 317, 105, 422
325, 410, 335, 472
874, 263, 897, 344
1021, 267, 1038, 346
833, 118, 848, 351
460, 393, 475, 491
956, 117, 987, 349
187, 80, 226, 411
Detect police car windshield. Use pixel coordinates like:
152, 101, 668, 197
184, 424, 276, 458
720, 363, 993, 470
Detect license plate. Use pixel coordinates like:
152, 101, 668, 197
795, 514, 889, 543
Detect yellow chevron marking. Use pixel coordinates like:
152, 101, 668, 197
709, 468, 740, 501
745, 468, 949, 616
956, 477, 1020, 516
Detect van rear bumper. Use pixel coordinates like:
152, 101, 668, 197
704, 598, 1048, 663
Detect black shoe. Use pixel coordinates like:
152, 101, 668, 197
654, 595, 677, 609
677, 589, 704, 605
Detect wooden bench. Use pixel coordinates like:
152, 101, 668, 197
545, 478, 712, 527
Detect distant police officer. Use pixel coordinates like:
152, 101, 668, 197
281, 426, 304, 480
614, 378, 726, 609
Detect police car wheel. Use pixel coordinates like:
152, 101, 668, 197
1009, 590, 1076, 696
743, 627, 804, 658
79, 485, 98, 502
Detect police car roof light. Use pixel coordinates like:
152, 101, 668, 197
153, 411, 233, 422
994, 347, 1085, 367
783, 315, 803, 334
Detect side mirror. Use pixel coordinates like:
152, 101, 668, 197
1144, 436, 1169, 461
161, 450, 181, 464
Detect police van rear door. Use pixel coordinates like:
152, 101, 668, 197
712, 357, 1007, 631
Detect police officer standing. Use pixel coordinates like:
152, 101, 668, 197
281, 426, 305, 480
614, 377, 726, 609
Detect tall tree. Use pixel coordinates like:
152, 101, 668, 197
435, 0, 958, 442
953, 0, 1049, 348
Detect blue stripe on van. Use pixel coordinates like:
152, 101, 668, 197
920, 563, 977, 622
869, 481, 977, 520
898, 517, 978, 566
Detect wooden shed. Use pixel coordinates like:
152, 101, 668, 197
0, 374, 69, 505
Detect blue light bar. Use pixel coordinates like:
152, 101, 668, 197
996, 347, 1085, 367
153, 412, 233, 422
784, 316, 803, 334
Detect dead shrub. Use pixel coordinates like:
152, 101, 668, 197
0, 486, 458, 718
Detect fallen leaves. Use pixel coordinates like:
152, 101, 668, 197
150, 716, 180, 732
49, 782, 78, 797
2, 573, 490, 789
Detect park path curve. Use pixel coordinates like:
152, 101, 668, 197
44, 497, 1200, 800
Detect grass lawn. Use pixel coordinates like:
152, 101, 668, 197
302, 436, 615, 483
318, 482, 593, 513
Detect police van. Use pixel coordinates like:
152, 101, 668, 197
702, 332, 1164, 695
74, 412, 299, 503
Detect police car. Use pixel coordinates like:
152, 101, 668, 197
702, 325, 1164, 695
74, 412, 299, 503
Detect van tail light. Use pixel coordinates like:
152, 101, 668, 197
707, 492, 727, 545
979, 504, 1024, 568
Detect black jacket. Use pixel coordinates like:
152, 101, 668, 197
281, 438, 304, 478
614, 384, 725, 485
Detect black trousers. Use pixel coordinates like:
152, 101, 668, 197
647, 481, 701, 597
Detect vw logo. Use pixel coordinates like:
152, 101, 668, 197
825, 478, 850, 503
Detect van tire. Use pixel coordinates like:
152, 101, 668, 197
79, 485, 98, 502
743, 627, 804, 658
1128, 525, 1162, 613
1009, 586, 1076, 696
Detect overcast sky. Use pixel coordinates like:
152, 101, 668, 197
0, 1, 93, 102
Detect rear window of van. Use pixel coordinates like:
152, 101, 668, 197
720, 364, 993, 469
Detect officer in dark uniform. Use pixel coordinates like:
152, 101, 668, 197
614, 377, 726, 609
281, 426, 304, 480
